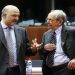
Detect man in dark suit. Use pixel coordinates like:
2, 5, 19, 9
37, 10, 75, 75
0, 5, 37, 75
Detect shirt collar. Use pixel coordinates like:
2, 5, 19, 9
55, 26, 62, 34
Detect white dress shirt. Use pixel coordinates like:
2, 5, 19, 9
1, 20, 17, 66
53, 26, 70, 66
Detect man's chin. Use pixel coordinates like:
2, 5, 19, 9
11, 22, 17, 25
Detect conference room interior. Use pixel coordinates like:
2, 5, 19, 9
0, 0, 75, 75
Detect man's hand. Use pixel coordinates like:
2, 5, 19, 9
44, 43, 56, 51
67, 59, 75, 70
32, 38, 41, 48
31, 44, 37, 51
31, 38, 41, 51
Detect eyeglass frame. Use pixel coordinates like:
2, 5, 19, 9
46, 18, 57, 23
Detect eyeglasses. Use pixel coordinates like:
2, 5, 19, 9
46, 18, 56, 22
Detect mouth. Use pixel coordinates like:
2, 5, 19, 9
48, 24, 52, 26
48, 24, 53, 29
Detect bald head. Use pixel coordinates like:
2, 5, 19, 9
2, 5, 20, 16
1, 5, 20, 26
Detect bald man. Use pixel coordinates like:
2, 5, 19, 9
0, 5, 37, 75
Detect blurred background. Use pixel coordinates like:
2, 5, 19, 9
0, 0, 75, 24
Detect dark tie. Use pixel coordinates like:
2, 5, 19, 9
46, 31, 56, 67
5, 27, 14, 67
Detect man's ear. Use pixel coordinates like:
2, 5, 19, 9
2, 13, 6, 18
59, 18, 64, 25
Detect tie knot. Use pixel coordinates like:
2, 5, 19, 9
5, 27, 13, 31
8, 27, 12, 29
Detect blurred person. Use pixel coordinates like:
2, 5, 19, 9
0, 5, 37, 75
34, 10, 75, 75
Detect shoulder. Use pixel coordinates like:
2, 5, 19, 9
14, 26, 28, 36
65, 26, 75, 37
65, 26, 75, 31
44, 29, 52, 34
42, 29, 53, 38
14, 26, 27, 31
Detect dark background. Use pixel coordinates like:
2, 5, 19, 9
0, 0, 75, 22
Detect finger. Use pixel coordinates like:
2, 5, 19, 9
67, 62, 74, 70
67, 62, 71, 69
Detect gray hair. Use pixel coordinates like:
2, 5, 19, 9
1, 5, 20, 16
48, 10, 67, 23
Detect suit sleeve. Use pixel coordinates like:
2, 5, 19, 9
22, 28, 36, 56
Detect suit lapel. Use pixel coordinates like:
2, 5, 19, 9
61, 26, 67, 47
14, 27, 22, 53
0, 24, 22, 53
0, 24, 7, 48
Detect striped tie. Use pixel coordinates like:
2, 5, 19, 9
46, 31, 56, 67
5, 27, 14, 67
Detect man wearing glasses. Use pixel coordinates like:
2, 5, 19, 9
37, 10, 75, 75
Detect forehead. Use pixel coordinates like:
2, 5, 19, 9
47, 14, 56, 19
6, 6, 20, 15
47, 11, 58, 19
6, 10, 20, 16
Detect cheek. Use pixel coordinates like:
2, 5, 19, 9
7, 18, 12, 22
5, 18, 10, 22
6, 16, 12, 20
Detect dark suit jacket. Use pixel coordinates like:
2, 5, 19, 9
38, 25, 75, 63
0, 23, 36, 75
